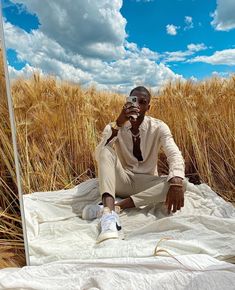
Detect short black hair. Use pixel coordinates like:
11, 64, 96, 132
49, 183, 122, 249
130, 86, 151, 102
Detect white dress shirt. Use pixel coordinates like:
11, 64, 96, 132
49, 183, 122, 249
95, 116, 185, 182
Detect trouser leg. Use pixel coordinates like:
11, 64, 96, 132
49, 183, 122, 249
96, 146, 134, 199
130, 174, 188, 208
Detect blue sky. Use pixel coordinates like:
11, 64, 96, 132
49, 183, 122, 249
1, 0, 235, 93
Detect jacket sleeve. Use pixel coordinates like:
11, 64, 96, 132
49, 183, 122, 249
159, 122, 185, 181
95, 123, 118, 162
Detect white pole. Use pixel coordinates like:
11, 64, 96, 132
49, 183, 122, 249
0, 2, 30, 266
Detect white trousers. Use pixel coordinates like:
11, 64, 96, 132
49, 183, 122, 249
97, 146, 187, 208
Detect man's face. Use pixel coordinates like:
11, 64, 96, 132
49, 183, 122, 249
130, 90, 150, 117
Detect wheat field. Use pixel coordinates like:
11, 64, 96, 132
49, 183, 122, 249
0, 48, 235, 267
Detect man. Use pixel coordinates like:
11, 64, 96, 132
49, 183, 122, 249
82, 86, 187, 243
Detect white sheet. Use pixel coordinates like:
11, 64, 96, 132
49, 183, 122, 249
0, 179, 235, 289
0, 255, 235, 290
21, 178, 235, 265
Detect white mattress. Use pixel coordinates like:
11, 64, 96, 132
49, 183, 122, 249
0, 178, 235, 289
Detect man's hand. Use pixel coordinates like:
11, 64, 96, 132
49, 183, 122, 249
165, 184, 184, 214
116, 103, 140, 126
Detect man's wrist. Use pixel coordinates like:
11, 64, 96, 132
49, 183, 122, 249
110, 121, 122, 130
116, 119, 124, 128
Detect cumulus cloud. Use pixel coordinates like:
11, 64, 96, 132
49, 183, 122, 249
11, 0, 127, 60
95, 60, 183, 93
3, 3, 182, 93
125, 42, 160, 60
8, 63, 43, 79
166, 24, 179, 36
211, 0, 235, 31
189, 49, 235, 65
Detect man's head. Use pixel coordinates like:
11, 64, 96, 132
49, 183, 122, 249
129, 86, 151, 117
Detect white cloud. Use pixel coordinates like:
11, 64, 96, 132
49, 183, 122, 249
163, 50, 192, 63
140, 47, 159, 60
167, 17, 193, 36
94, 60, 183, 93
189, 76, 198, 82
189, 49, 235, 65
162, 43, 207, 63
187, 43, 207, 52
4, 21, 102, 84
11, 0, 127, 60
184, 16, 194, 30
212, 71, 230, 78
8, 63, 43, 79
211, 0, 235, 31
166, 24, 179, 36
125, 43, 160, 60
185, 16, 192, 24
125, 42, 139, 53
3, 6, 182, 93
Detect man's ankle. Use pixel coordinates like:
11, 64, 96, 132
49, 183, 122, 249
102, 192, 115, 211
102, 206, 121, 215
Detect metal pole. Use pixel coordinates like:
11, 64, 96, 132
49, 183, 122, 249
0, 2, 30, 266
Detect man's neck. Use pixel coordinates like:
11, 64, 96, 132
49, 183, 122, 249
130, 115, 145, 130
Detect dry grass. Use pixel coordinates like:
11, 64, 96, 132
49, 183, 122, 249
0, 47, 234, 268
150, 78, 235, 201
0, 48, 26, 267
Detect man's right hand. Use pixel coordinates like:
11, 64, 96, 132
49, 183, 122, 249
116, 103, 140, 126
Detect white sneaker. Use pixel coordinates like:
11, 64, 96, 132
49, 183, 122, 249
82, 204, 121, 220
97, 207, 122, 243
82, 204, 104, 220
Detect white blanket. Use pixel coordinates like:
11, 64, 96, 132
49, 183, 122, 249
0, 255, 235, 290
21, 178, 235, 265
0, 179, 235, 290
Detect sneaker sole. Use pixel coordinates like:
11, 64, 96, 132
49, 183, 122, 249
96, 231, 119, 244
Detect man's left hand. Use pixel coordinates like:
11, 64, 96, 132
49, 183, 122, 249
165, 180, 184, 214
